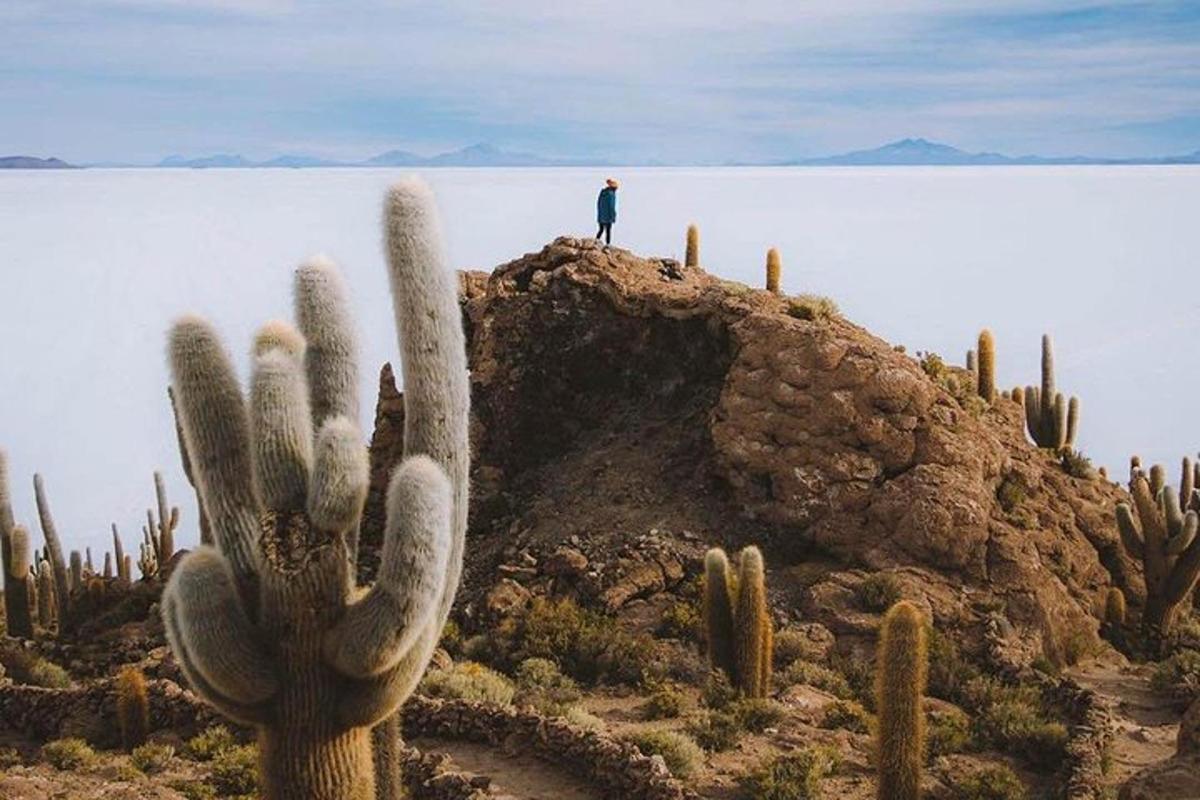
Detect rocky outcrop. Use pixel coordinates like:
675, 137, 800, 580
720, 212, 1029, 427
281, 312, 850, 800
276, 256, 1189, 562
446, 237, 1134, 664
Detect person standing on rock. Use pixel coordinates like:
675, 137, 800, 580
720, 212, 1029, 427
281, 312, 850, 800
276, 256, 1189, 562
596, 178, 618, 246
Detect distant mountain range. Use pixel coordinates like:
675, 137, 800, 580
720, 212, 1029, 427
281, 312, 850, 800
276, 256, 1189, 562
0, 156, 77, 169
4, 139, 1199, 169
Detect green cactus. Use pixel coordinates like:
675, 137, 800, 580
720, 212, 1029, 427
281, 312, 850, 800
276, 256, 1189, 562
0, 449, 19, 634
977, 329, 995, 401
1023, 334, 1079, 449
1150, 464, 1166, 496
703, 548, 736, 678
6, 525, 34, 638
703, 546, 773, 698
875, 600, 927, 800
161, 179, 468, 800
1116, 467, 1200, 638
685, 224, 700, 268
766, 248, 782, 294
36, 559, 54, 629
33, 473, 73, 632
69, 550, 82, 592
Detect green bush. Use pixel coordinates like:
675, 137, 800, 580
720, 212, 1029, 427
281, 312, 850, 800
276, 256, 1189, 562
733, 698, 785, 733
947, 764, 1028, 799
563, 706, 605, 731
700, 671, 740, 710
514, 657, 581, 715
820, 699, 873, 734
995, 472, 1027, 513
0, 747, 22, 769
419, 661, 516, 705
187, 725, 238, 761
786, 295, 839, 322
1152, 648, 1200, 705
42, 738, 96, 770
927, 707, 973, 758
926, 627, 980, 702
856, 573, 902, 612
643, 683, 686, 720
967, 677, 1067, 771
1060, 449, 1097, 480
781, 659, 853, 700
439, 618, 463, 656
208, 744, 259, 796
0, 646, 71, 688
772, 628, 818, 669
829, 653, 876, 710
660, 600, 701, 640
686, 710, 742, 752
741, 748, 839, 800
170, 781, 218, 800
519, 597, 658, 686
622, 729, 703, 779
131, 742, 175, 774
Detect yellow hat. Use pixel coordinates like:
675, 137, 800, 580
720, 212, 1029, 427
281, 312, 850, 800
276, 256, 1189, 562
606, 178, 619, 188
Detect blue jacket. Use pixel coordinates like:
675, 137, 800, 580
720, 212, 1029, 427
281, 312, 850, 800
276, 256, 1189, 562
597, 187, 617, 224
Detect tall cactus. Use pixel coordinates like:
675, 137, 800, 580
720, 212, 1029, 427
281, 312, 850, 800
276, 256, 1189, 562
0, 449, 16, 635
144, 472, 179, 566
977, 329, 995, 401
1116, 468, 1200, 637
112, 524, 128, 582
69, 550, 83, 591
161, 179, 468, 800
1023, 334, 1079, 449
765, 248, 782, 294
36, 559, 54, 629
685, 224, 700, 268
875, 600, 927, 800
702, 545, 772, 698
33, 474, 72, 632
6, 525, 34, 638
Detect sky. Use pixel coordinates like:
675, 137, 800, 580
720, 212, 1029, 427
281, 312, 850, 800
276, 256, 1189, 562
1, 1, 1199, 163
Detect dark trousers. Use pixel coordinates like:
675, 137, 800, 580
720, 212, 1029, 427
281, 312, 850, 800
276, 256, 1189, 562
595, 223, 612, 244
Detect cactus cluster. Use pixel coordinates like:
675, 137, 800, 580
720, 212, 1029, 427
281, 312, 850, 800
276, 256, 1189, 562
702, 545, 773, 698
1023, 334, 1079, 449
875, 600, 927, 800
143, 471, 178, 568
160, 179, 468, 800
1116, 459, 1200, 637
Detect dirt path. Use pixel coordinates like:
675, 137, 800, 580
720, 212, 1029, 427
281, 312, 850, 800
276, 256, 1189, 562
1067, 660, 1180, 788
411, 737, 603, 800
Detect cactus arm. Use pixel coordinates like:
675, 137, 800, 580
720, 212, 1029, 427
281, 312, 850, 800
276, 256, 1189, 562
33, 474, 72, 628
153, 471, 175, 560
1040, 334, 1055, 419
335, 628, 440, 729
1023, 386, 1041, 445
295, 256, 360, 428
162, 547, 278, 706
249, 346, 314, 513
168, 316, 262, 595
1163, 486, 1185, 539
324, 456, 450, 679
1132, 475, 1170, 590
1052, 393, 1068, 450
1182, 458, 1195, 514
308, 418, 369, 535
1164, 514, 1200, 605
1116, 503, 1145, 560
384, 178, 470, 626
1065, 396, 1079, 448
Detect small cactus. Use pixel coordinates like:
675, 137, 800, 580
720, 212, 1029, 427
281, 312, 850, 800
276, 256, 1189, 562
702, 545, 772, 698
685, 224, 700, 268
116, 666, 150, 750
875, 600, 927, 800
765, 248, 782, 294
965, 348, 977, 374
977, 329, 995, 401
1104, 587, 1126, 625
1023, 334, 1079, 449
1116, 467, 1200, 638
703, 548, 736, 678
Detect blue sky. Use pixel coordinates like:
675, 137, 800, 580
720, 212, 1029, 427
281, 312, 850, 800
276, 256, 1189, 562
2, 0, 1198, 163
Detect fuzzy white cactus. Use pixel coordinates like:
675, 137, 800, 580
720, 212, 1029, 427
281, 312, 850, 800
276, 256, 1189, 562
161, 179, 468, 800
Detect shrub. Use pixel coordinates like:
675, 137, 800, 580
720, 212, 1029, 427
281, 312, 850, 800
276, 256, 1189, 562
1152, 648, 1200, 706
514, 657, 581, 715
733, 698, 785, 733
782, 659, 853, 700
0, 747, 22, 768
918, 352, 947, 382
995, 472, 1027, 513
772, 628, 817, 669
968, 677, 1067, 771
439, 618, 463, 656
519, 597, 658, 686
208, 744, 259, 796
821, 699, 873, 734
42, 737, 96, 770
660, 600, 701, 640
686, 710, 742, 751
856, 573, 902, 612
786, 295, 839, 322
642, 683, 686, 720
947, 764, 1028, 800
187, 725, 238, 761
131, 742, 175, 774
741, 748, 839, 800
563, 706, 605, 731
927, 707, 972, 758
700, 671, 740, 710
0, 646, 71, 689
1061, 449, 1097, 480
829, 653, 876, 710
622, 729, 703, 779
419, 661, 516, 705
926, 627, 980, 702
171, 781, 218, 800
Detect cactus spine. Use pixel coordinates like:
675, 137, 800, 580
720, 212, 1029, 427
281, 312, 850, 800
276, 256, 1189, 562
161, 179, 468, 800
1023, 334, 1079, 449
33, 474, 72, 632
765, 248, 782, 294
1116, 466, 1200, 637
116, 666, 150, 750
685, 224, 700, 268
703, 545, 772, 698
5, 525, 34, 638
977, 329, 995, 401
875, 600, 927, 800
